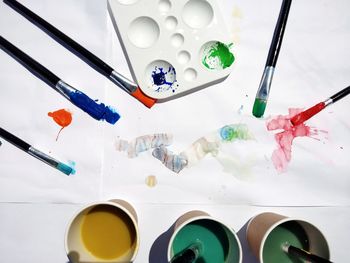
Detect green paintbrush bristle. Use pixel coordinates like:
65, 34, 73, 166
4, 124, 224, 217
252, 98, 267, 118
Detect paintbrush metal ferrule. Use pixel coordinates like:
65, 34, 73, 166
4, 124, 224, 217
28, 146, 73, 175
256, 66, 275, 100
55, 80, 77, 100
28, 146, 59, 167
109, 70, 138, 94
252, 66, 275, 117
324, 97, 333, 107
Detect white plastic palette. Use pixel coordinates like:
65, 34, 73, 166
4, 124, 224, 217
108, 0, 235, 100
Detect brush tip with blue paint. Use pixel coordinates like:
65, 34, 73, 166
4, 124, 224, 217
68, 90, 120, 124
56, 162, 75, 176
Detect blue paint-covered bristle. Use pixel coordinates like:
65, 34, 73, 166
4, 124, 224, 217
56, 162, 74, 175
68, 90, 120, 124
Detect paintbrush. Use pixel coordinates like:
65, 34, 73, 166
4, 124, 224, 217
252, 0, 292, 118
282, 243, 332, 263
291, 86, 350, 126
170, 242, 202, 263
0, 127, 73, 175
3, 0, 156, 108
0, 35, 120, 124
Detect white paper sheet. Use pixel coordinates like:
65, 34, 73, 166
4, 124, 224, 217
0, 0, 349, 207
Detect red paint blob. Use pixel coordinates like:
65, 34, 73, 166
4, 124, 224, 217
48, 109, 72, 141
267, 108, 321, 173
290, 102, 325, 126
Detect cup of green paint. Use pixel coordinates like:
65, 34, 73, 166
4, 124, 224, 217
246, 212, 330, 263
167, 210, 242, 263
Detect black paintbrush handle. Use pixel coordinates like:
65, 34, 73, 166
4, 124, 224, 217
0, 35, 60, 88
0, 127, 31, 152
266, 0, 292, 67
170, 248, 197, 263
288, 245, 332, 263
330, 86, 350, 103
4, 0, 114, 78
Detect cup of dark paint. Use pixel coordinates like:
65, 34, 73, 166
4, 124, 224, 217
167, 210, 242, 263
246, 212, 330, 263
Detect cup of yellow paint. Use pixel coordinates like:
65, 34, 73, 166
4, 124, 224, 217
167, 210, 242, 263
246, 212, 330, 263
65, 199, 140, 263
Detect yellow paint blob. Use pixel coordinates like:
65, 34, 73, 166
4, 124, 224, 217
80, 204, 137, 260
145, 175, 157, 187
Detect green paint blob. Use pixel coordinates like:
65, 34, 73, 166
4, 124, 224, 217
202, 42, 235, 70
171, 219, 240, 263
263, 221, 309, 263
252, 98, 267, 118
219, 124, 253, 142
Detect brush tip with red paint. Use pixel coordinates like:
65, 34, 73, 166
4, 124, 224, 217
290, 86, 350, 126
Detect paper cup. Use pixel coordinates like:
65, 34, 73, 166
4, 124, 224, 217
65, 199, 140, 263
246, 212, 330, 263
167, 210, 242, 263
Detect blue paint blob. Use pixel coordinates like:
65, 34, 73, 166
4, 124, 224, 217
151, 66, 177, 92
68, 91, 120, 124
152, 67, 166, 85
220, 125, 237, 141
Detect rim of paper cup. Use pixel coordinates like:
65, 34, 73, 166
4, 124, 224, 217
167, 215, 242, 263
64, 201, 140, 262
258, 217, 329, 262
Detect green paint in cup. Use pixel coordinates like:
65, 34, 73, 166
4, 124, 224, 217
171, 219, 240, 263
263, 221, 309, 263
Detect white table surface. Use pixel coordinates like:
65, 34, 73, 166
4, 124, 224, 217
0, 0, 349, 262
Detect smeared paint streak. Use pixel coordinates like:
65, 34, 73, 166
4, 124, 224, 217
48, 109, 72, 141
152, 124, 254, 174
145, 175, 157, 187
267, 108, 324, 173
230, 5, 243, 44
68, 91, 120, 124
115, 134, 173, 158
202, 42, 235, 70
151, 66, 177, 92
183, 124, 253, 167
232, 6, 243, 19
215, 151, 255, 181
152, 146, 188, 173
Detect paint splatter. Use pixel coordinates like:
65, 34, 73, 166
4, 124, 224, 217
202, 42, 235, 70
152, 146, 188, 173
48, 109, 72, 141
115, 134, 173, 158
145, 175, 157, 187
267, 108, 325, 173
68, 90, 120, 124
151, 66, 177, 92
